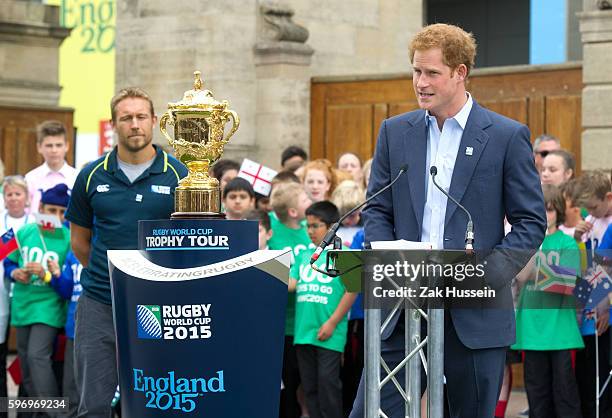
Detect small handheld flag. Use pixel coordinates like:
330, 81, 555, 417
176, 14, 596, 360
238, 158, 277, 196
534, 262, 577, 295
576, 265, 612, 335
0, 228, 18, 261
34, 213, 62, 232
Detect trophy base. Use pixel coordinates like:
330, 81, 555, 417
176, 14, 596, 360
175, 187, 221, 214
171, 212, 227, 220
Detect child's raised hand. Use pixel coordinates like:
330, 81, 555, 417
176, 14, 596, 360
47, 259, 61, 277
574, 221, 593, 241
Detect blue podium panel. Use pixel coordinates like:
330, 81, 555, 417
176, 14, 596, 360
138, 219, 259, 268
109, 250, 290, 417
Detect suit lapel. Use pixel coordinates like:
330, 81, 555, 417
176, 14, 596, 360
445, 103, 490, 226
404, 115, 427, 232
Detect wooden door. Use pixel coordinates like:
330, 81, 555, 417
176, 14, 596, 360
311, 63, 582, 172
0, 105, 75, 176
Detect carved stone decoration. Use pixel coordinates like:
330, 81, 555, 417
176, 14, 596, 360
259, 2, 309, 43
597, 1, 612, 10
254, 1, 313, 66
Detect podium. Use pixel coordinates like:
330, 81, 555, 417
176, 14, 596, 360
108, 219, 290, 417
328, 248, 504, 418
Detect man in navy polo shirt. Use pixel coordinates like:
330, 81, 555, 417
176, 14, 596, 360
66, 87, 187, 417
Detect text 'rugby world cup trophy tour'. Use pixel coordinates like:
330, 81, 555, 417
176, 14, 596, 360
108, 72, 290, 417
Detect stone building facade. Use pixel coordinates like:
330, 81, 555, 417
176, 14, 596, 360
579, 0, 612, 170
115, 0, 422, 169
0, 0, 70, 107
115, 0, 612, 171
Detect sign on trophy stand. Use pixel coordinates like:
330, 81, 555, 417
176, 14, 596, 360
108, 72, 290, 417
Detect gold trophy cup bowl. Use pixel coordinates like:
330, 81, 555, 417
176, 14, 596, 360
160, 71, 239, 218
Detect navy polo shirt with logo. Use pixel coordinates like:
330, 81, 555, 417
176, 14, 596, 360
66, 145, 188, 305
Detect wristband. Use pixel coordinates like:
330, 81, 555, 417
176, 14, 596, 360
43, 271, 52, 283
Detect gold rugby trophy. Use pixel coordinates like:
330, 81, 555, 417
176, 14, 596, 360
160, 71, 239, 219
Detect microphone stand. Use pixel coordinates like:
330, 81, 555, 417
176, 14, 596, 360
430, 166, 475, 255
309, 165, 409, 276
310, 236, 343, 277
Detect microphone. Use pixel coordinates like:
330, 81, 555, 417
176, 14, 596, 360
429, 166, 474, 253
310, 164, 409, 265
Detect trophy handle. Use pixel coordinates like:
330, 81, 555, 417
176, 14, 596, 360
159, 112, 174, 144
225, 110, 240, 141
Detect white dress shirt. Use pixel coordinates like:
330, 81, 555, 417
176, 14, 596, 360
421, 93, 473, 250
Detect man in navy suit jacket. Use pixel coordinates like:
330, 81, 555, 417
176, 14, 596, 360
349, 24, 546, 418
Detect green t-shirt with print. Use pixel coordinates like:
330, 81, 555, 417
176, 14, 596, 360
268, 211, 315, 336
8, 223, 69, 328
512, 229, 583, 351
290, 247, 348, 352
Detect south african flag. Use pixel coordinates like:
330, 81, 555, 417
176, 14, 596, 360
534, 263, 577, 295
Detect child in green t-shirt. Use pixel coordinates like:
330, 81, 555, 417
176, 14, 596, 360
269, 181, 314, 418
513, 184, 582, 417
6, 183, 70, 401
289, 201, 357, 418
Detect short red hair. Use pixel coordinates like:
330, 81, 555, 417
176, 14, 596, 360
409, 23, 477, 76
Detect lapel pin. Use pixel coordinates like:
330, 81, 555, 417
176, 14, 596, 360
465, 146, 473, 156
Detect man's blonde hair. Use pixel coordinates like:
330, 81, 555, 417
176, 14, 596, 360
110, 87, 155, 122
409, 23, 477, 76
270, 182, 305, 224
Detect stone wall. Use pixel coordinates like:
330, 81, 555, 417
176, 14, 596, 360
115, 0, 422, 170
115, 0, 258, 161
579, 1, 612, 170
291, 0, 421, 77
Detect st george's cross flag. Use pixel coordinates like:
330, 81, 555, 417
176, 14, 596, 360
238, 159, 277, 196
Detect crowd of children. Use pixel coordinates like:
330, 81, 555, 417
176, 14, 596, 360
498, 135, 612, 418
211, 148, 368, 418
1, 121, 612, 418
0, 121, 80, 417
229, 140, 612, 418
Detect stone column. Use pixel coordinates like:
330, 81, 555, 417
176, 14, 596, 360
254, 1, 313, 169
0, 0, 70, 106
579, 1, 612, 170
